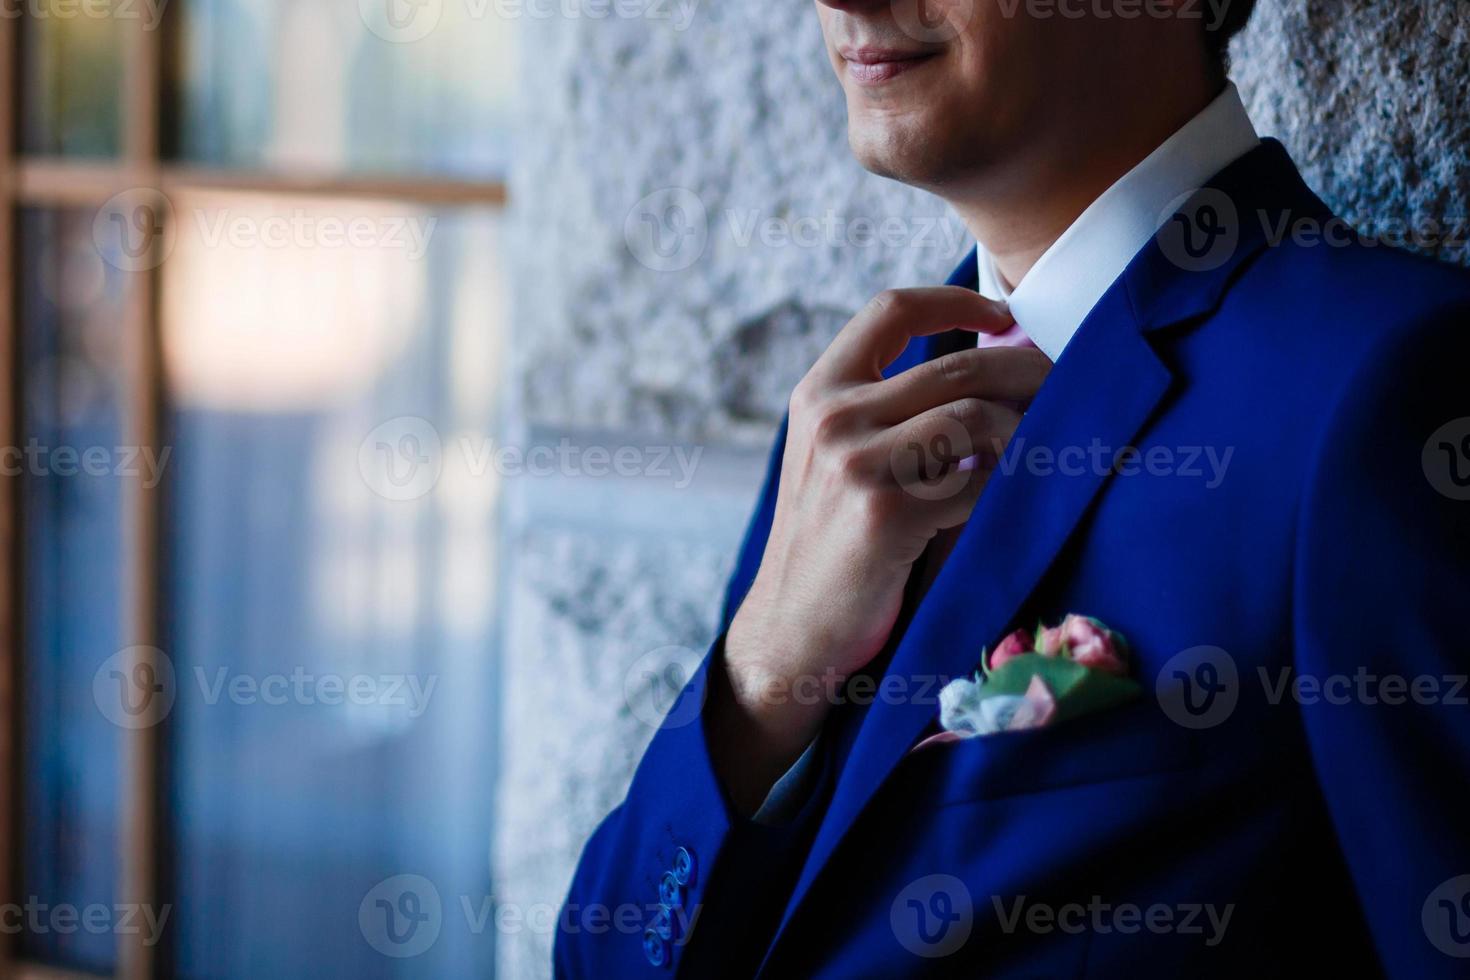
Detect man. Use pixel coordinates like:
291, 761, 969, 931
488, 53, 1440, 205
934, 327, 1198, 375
558, 1, 1470, 976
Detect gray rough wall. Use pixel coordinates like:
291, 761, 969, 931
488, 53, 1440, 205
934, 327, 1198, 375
494, 2, 1470, 975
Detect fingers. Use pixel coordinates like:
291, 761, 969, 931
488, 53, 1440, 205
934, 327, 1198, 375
863, 345, 1053, 424
818, 287, 1015, 383
877, 396, 1025, 525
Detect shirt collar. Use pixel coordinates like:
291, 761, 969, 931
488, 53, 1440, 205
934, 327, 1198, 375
976, 83, 1260, 361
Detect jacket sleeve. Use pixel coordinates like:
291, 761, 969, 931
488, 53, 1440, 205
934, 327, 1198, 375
554, 421, 827, 978
1294, 307, 1470, 976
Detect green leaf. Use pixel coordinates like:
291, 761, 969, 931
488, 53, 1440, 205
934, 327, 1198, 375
974, 653, 1141, 725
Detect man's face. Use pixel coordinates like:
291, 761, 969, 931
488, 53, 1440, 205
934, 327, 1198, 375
814, 1, 1123, 189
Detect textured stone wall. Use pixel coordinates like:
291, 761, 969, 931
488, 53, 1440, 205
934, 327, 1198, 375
493, 2, 1470, 975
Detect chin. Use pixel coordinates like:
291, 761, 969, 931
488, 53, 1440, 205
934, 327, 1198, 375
846, 110, 962, 189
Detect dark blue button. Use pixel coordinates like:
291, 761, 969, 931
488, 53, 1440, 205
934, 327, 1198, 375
658, 871, 684, 908
642, 928, 670, 967
672, 846, 696, 887
650, 904, 674, 941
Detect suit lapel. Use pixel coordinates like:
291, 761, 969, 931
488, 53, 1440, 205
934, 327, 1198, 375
762, 140, 1322, 965
773, 282, 1174, 944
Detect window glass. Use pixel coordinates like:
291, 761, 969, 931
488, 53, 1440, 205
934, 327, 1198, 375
161, 193, 505, 976
175, 0, 516, 176
18, 207, 130, 973
19, 3, 127, 156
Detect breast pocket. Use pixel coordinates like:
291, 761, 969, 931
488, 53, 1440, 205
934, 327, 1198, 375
908, 699, 1202, 806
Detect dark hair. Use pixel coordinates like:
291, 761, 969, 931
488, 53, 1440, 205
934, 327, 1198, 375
1204, 0, 1259, 68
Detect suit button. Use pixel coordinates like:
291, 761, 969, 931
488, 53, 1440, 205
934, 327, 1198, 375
672, 846, 696, 886
658, 871, 684, 908
642, 928, 670, 967
650, 904, 675, 941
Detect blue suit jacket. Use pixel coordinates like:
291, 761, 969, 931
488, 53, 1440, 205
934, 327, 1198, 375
555, 141, 1470, 977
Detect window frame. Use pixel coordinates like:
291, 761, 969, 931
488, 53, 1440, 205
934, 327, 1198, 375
0, 6, 507, 978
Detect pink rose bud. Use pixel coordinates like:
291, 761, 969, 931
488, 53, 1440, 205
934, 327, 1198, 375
989, 629, 1033, 671
1060, 614, 1127, 676
1036, 624, 1067, 657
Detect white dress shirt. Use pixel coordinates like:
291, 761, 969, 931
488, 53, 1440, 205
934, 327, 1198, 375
976, 83, 1260, 361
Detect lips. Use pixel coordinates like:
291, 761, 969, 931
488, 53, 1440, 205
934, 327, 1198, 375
838, 46, 939, 85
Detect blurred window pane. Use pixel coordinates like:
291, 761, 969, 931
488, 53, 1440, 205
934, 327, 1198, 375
19, 3, 127, 156
17, 208, 130, 973
161, 194, 505, 976
175, 0, 516, 176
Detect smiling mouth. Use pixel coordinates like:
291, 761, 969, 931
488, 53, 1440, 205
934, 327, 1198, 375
839, 47, 940, 85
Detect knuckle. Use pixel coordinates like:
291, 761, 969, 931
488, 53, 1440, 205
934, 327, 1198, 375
869, 288, 908, 319
947, 397, 987, 426
934, 351, 976, 388
808, 395, 860, 446
832, 444, 871, 482
789, 375, 822, 418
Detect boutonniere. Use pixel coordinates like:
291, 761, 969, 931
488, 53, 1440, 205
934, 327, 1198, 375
922, 615, 1141, 748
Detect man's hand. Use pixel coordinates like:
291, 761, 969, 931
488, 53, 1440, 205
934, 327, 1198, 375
709, 287, 1052, 813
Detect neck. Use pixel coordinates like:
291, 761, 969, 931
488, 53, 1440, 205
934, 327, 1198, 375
948, 78, 1224, 290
